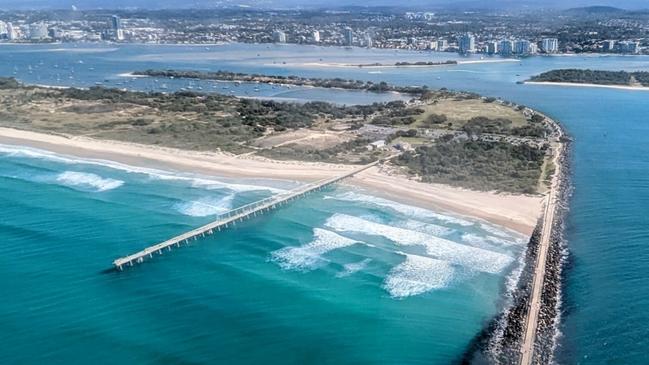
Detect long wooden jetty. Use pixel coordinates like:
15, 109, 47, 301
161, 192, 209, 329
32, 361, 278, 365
112, 159, 383, 270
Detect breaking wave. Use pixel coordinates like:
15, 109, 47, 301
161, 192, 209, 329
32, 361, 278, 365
325, 214, 513, 274
325, 191, 474, 226
461, 233, 522, 248
383, 254, 454, 298
336, 258, 371, 278
271, 228, 362, 271
174, 195, 234, 217
0, 143, 284, 193
55, 171, 123, 192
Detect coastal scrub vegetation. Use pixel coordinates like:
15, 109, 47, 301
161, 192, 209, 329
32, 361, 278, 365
0, 76, 555, 194
530, 69, 649, 87
396, 141, 548, 194
135, 69, 431, 95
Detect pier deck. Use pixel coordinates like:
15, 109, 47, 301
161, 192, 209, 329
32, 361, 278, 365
113, 159, 382, 270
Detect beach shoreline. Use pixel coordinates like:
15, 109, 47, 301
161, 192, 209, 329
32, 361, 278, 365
0, 127, 541, 235
525, 80, 649, 91
294, 58, 519, 69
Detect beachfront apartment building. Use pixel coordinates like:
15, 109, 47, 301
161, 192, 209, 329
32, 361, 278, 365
364, 33, 373, 48
437, 39, 448, 51
603, 40, 616, 52
499, 39, 514, 55
273, 30, 287, 43
343, 27, 353, 46
458, 33, 476, 54
28, 23, 49, 40
616, 41, 640, 54
486, 41, 498, 55
541, 38, 559, 53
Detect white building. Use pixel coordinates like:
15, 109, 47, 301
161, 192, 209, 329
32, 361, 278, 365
437, 39, 448, 51
458, 33, 476, 54
7, 22, 19, 40
110, 15, 124, 41
486, 41, 498, 55
29, 23, 49, 40
272, 30, 287, 43
364, 33, 373, 48
312, 30, 320, 43
602, 40, 616, 53
617, 41, 640, 54
541, 38, 559, 53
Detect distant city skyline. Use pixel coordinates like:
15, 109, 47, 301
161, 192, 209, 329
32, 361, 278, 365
0, 0, 648, 10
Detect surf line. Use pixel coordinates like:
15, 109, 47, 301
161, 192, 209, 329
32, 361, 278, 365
112, 158, 393, 270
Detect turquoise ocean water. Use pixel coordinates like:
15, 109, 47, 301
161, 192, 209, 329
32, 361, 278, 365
1, 44, 648, 364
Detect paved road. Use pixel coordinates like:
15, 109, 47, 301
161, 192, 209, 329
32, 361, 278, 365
519, 126, 564, 364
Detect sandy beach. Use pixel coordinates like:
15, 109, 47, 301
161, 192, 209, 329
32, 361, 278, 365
293, 58, 519, 69
0, 127, 542, 235
525, 81, 649, 91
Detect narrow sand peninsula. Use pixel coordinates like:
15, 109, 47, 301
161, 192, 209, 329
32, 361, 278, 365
525, 81, 649, 91
295, 58, 518, 69
0, 127, 541, 235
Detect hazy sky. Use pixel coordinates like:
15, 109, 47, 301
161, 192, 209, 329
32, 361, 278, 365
0, 0, 646, 10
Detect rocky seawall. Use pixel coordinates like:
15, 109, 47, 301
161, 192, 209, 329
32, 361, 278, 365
530, 141, 572, 364
460, 121, 571, 365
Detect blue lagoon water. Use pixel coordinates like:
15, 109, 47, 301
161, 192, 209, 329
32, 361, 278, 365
1, 44, 649, 364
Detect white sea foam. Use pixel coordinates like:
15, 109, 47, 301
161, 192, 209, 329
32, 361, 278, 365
479, 222, 518, 238
383, 254, 454, 298
187, 177, 285, 193
55, 171, 123, 192
325, 214, 512, 274
399, 219, 454, 237
336, 258, 371, 278
271, 228, 361, 271
174, 195, 234, 217
0, 144, 284, 193
325, 191, 473, 226
461, 233, 521, 248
